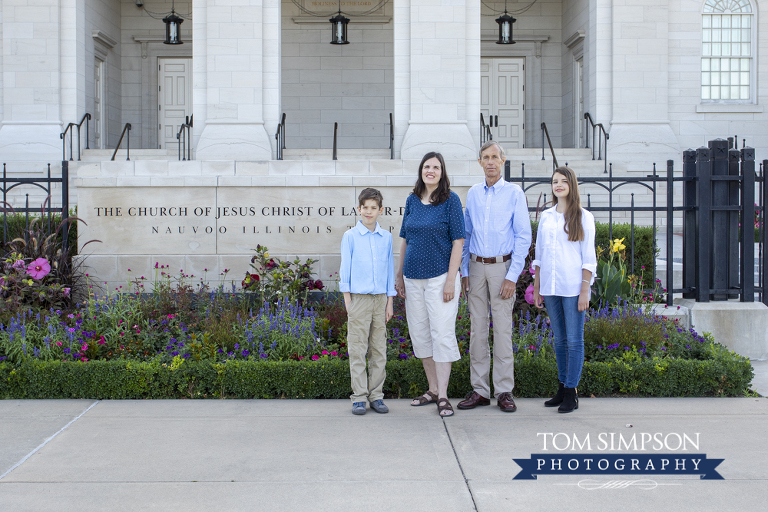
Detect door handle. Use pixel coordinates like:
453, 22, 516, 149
494, 115, 499, 127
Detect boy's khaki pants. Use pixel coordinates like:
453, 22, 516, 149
347, 293, 388, 403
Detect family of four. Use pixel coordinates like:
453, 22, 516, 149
338, 140, 597, 417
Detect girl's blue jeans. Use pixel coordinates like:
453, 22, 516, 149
544, 295, 585, 388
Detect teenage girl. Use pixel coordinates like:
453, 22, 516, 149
532, 166, 597, 413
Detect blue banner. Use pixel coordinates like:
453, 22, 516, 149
513, 454, 723, 480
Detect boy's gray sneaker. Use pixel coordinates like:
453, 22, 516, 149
352, 402, 367, 415
369, 399, 389, 414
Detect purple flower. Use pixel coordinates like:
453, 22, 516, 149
12, 259, 26, 271
27, 258, 51, 280
63, 287, 71, 298
242, 350, 250, 357
172, 351, 179, 356
260, 353, 268, 358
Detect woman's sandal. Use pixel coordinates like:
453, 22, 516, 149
411, 391, 438, 406
437, 398, 454, 417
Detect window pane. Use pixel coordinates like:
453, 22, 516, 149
703, 29, 711, 42
703, 15, 711, 28
731, 72, 739, 85
722, 43, 731, 55
711, 86, 720, 99
722, 16, 730, 29
713, 30, 721, 42
740, 72, 749, 85
732, 29, 741, 42
722, 29, 731, 43
711, 59, 720, 72
731, 58, 740, 70
731, 86, 739, 98
713, 43, 721, 56
713, 15, 721, 29
721, 59, 729, 72
721, 87, 730, 99
740, 86, 749, 98
743, 16, 750, 28
712, 73, 720, 85
742, 43, 750, 56
742, 29, 751, 43
702, 73, 710, 85
702, 59, 710, 71
732, 16, 741, 29
702, 87, 710, 100
732, 44, 741, 56
742, 59, 749, 71
721, 72, 729, 85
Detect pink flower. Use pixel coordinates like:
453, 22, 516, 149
27, 258, 51, 279
12, 259, 26, 271
81, 343, 88, 351
311, 355, 319, 361
62, 287, 71, 298
56, 342, 62, 347
529, 266, 536, 275
322, 350, 329, 355
330, 351, 338, 356
524, 284, 535, 305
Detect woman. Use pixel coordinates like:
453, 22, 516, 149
532, 166, 596, 413
395, 152, 465, 417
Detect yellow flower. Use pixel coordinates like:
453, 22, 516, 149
264, 252, 269, 258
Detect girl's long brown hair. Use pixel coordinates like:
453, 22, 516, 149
552, 166, 584, 242
413, 152, 451, 205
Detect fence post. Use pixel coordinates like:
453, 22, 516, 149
62, 160, 69, 247
666, 160, 674, 306
728, 148, 741, 298
740, 147, 755, 302
709, 139, 729, 300
762, 160, 767, 306
695, 146, 712, 302
683, 150, 697, 299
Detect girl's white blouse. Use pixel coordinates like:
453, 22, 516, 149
532, 206, 597, 297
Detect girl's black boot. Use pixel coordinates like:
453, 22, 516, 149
544, 382, 564, 407
558, 387, 578, 413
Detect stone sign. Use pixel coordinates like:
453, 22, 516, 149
78, 186, 422, 256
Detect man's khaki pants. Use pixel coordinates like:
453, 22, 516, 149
347, 293, 388, 403
467, 259, 515, 398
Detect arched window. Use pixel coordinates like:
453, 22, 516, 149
701, 0, 754, 101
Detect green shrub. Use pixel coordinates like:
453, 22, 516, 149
0, 348, 753, 399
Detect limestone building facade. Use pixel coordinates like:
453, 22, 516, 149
0, 0, 765, 168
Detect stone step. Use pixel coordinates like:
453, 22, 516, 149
283, 148, 392, 160
504, 147, 595, 160
80, 149, 181, 162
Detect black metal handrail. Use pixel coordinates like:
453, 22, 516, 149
584, 112, 609, 172
389, 113, 394, 160
275, 113, 286, 160
540, 122, 558, 170
111, 123, 132, 161
60, 113, 91, 161
177, 115, 193, 161
480, 113, 493, 145
332, 122, 338, 161
2, 162, 69, 245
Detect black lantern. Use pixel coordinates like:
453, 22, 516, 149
163, 10, 184, 45
495, 11, 516, 45
330, 11, 350, 45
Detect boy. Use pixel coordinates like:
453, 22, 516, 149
339, 188, 396, 415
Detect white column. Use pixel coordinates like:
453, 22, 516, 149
604, 0, 679, 166
0, 0, 70, 164
395, 0, 477, 160
194, 0, 273, 160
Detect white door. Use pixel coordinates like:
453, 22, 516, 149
94, 58, 105, 149
158, 58, 192, 150
480, 57, 525, 149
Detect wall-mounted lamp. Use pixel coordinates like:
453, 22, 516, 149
329, 11, 350, 45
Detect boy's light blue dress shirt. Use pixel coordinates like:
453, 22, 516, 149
339, 221, 397, 296
461, 178, 532, 283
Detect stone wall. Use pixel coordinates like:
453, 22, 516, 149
280, 0, 394, 150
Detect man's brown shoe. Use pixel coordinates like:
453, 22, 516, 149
497, 392, 517, 412
457, 391, 491, 410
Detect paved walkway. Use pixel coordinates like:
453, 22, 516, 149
1, 396, 766, 512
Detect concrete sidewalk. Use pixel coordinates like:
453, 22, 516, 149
1, 397, 766, 512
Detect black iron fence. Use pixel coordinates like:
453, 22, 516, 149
1, 162, 70, 245
504, 141, 766, 306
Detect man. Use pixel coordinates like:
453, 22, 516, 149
458, 140, 531, 412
